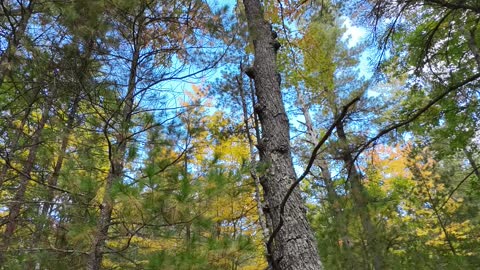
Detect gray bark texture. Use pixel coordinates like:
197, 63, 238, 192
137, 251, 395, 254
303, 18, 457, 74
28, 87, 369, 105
238, 70, 271, 269
242, 0, 323, 269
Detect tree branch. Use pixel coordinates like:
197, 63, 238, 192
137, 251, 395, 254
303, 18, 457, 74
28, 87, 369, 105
424, 0, 480, 13
439, 165, 480, 210
353, 72, 480, 163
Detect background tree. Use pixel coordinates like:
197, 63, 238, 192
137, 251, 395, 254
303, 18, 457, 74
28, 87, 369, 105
2, 0, 480, 269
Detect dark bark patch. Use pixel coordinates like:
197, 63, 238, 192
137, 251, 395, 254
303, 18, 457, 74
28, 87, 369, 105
254, 102, 266, 114
245, 66, 255, 79
271, 30, 278, 39
271, 40, 281, 52
274, 144, 289, 154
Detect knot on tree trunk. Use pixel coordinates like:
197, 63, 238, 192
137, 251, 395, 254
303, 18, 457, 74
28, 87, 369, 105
245, 66, 255, 79
271, 40, 281, 52
254, 102, 266, 114
257, 136, 269, 151
271, 30, 278, 39
274, 143, 289, 154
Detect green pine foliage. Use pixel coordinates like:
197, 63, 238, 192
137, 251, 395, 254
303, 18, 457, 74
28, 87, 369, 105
1, 0, 480, 269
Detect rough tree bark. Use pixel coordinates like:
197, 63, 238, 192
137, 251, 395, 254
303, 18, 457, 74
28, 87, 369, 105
242, 0, 323, 269
237, 67, 272, 269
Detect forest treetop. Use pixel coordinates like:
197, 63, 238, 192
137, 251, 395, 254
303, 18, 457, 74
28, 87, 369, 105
0, 0, 479, 269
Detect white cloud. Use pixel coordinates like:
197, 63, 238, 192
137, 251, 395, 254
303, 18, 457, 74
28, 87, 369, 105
342, 17, 366, 47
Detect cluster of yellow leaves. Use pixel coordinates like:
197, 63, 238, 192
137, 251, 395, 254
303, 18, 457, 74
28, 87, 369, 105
365, 144, 477, 256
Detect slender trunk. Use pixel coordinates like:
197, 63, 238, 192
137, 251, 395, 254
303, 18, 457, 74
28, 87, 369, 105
0, 1, 37, 189
336, 120, 384, 270
26, 95, 80, 269
0, 99, 35, 188
297, 90, 340, 207
41, 94, 80, 223
237, 71, 272, 269
242, 1, 323, 269
0, 84, 42, 188
297, 90, 353, 268
86, 18, 142, 270
0, 93, 51, 265
30, 43, 93, 268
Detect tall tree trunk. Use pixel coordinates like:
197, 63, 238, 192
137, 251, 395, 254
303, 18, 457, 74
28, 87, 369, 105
27, 39, 94, 268
0, 91, 51, 265
27, 95, 80, 269
242, 1, 323, 269
297, 89, 341, 212
237, 70, 272, 269
86, 16, 142, 270
335, 120, 385, 270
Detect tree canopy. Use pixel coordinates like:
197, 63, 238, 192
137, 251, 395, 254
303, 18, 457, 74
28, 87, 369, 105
0, 0, 479, 269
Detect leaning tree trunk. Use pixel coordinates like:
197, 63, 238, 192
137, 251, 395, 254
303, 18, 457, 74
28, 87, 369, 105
242, 0, 323, 269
